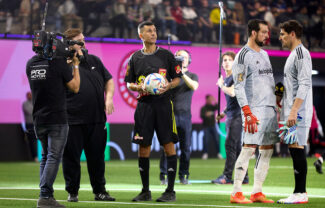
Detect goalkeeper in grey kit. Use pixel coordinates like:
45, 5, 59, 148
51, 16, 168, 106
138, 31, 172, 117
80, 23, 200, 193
124, 21, 182, 202
277, 20, 312, 204
230, 19, 278, 204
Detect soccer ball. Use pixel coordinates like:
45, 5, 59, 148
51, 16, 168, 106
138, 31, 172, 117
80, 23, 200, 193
143, 73, 166, 95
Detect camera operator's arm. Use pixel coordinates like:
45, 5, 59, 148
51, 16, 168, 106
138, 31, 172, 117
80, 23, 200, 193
182, 73, 199, 90
105, 79, 115, 115
66, 56, 80, 93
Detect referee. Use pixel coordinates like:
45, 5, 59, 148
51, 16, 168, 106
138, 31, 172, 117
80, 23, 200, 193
125, 21, 182, 202
62, 28, 115, 202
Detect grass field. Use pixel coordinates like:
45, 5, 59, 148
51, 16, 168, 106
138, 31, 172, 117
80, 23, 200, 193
0, 157, 324, 208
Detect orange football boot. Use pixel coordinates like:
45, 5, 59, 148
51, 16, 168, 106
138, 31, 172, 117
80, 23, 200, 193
230, 192, 253, 204
250, 192, 274, 203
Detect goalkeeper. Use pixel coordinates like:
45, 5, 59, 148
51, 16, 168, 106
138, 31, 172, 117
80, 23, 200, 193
277, 20, 312, 204
230, 19, 278, 204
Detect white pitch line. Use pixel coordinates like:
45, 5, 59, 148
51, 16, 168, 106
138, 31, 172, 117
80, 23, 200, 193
0, 187, 324, 198
0, 197, 280, 208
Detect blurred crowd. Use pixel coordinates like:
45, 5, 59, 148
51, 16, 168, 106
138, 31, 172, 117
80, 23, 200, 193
0, 0, 324, 49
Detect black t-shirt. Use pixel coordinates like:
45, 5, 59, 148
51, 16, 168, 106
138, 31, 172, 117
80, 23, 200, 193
172, 71, 198, 115
26, 55, 73, 125
66, 53, 112, 124
124, 47, 183, 102
224, 75, 241, 118
200, 103, 218, 127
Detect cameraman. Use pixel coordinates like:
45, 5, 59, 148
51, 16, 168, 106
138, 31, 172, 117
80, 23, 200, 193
62, 28, 115, 202
26, 50, 80, 208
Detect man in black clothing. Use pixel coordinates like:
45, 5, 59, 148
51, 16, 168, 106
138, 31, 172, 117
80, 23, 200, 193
212, 51, 249, 185
26, 53, 80, 208
125, 21, 182, 202
159, 49, 199, 185
62, 28, 115, 203
200, 94, 220, 159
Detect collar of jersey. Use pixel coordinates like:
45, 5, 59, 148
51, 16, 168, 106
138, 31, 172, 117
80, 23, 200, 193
141, 46, 160, 55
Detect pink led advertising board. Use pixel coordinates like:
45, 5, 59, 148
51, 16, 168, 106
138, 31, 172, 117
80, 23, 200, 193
0, 40, 324, 124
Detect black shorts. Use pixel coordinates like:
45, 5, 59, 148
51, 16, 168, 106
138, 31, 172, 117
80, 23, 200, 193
133, 99, 178, 146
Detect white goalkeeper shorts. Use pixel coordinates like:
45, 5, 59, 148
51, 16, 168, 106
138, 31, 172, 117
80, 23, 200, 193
242, 106, 279, 146
296, 127, 309, 146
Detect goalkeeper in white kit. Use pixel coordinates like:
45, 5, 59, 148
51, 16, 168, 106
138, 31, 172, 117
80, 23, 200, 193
230, 19, 279, 204
277, 20, 313, 204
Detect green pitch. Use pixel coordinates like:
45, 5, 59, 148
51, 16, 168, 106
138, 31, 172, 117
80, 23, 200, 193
0, 158, 324, 208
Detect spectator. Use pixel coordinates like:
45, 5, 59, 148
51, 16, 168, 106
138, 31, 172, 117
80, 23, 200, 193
79, 0, 105, 36
181, 0, 198, 41
247, 2, 266, 20
276, 6, 295, 26
127, 0, 143, 38
197, 0, 212, 43
295, 6, 311, 49
309, 7, 324, 48
3, 0, 21, 35
171, 0, 188, 40
228, 1, 246, 44
209, 3, 228, 43
140, 0, 155, 21
154, 0, 177, 39
19, 0, 31, 35
58, 0, 83, 32
110, 0, 128, 38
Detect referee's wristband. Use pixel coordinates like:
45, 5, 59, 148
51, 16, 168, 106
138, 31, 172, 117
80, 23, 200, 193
73, 65, 79, 69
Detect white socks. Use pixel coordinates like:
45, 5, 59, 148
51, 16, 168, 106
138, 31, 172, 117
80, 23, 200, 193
233, 147, 255, 194
252, 149, 273, 194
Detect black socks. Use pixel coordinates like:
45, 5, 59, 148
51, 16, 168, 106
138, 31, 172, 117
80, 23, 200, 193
166, 155, 177, 192
139, 157, 149, 192
289, 148, 307, 193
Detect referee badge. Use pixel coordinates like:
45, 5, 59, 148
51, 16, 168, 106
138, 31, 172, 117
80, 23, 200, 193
159, 68, 167, 77
175, 65, 181, 74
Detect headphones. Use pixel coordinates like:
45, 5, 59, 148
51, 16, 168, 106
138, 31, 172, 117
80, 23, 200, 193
175, 49, 191, 64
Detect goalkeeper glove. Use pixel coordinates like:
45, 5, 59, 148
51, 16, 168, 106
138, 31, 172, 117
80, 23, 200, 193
277, 114, 303, 144
242, 105, 259, 134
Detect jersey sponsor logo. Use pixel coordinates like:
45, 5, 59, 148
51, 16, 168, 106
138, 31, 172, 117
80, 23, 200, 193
258, 68, 273, 75
175, 65, 181, 74
158, 68, 167, 77
117, 50, 138, 109
30, 69, 46, 80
